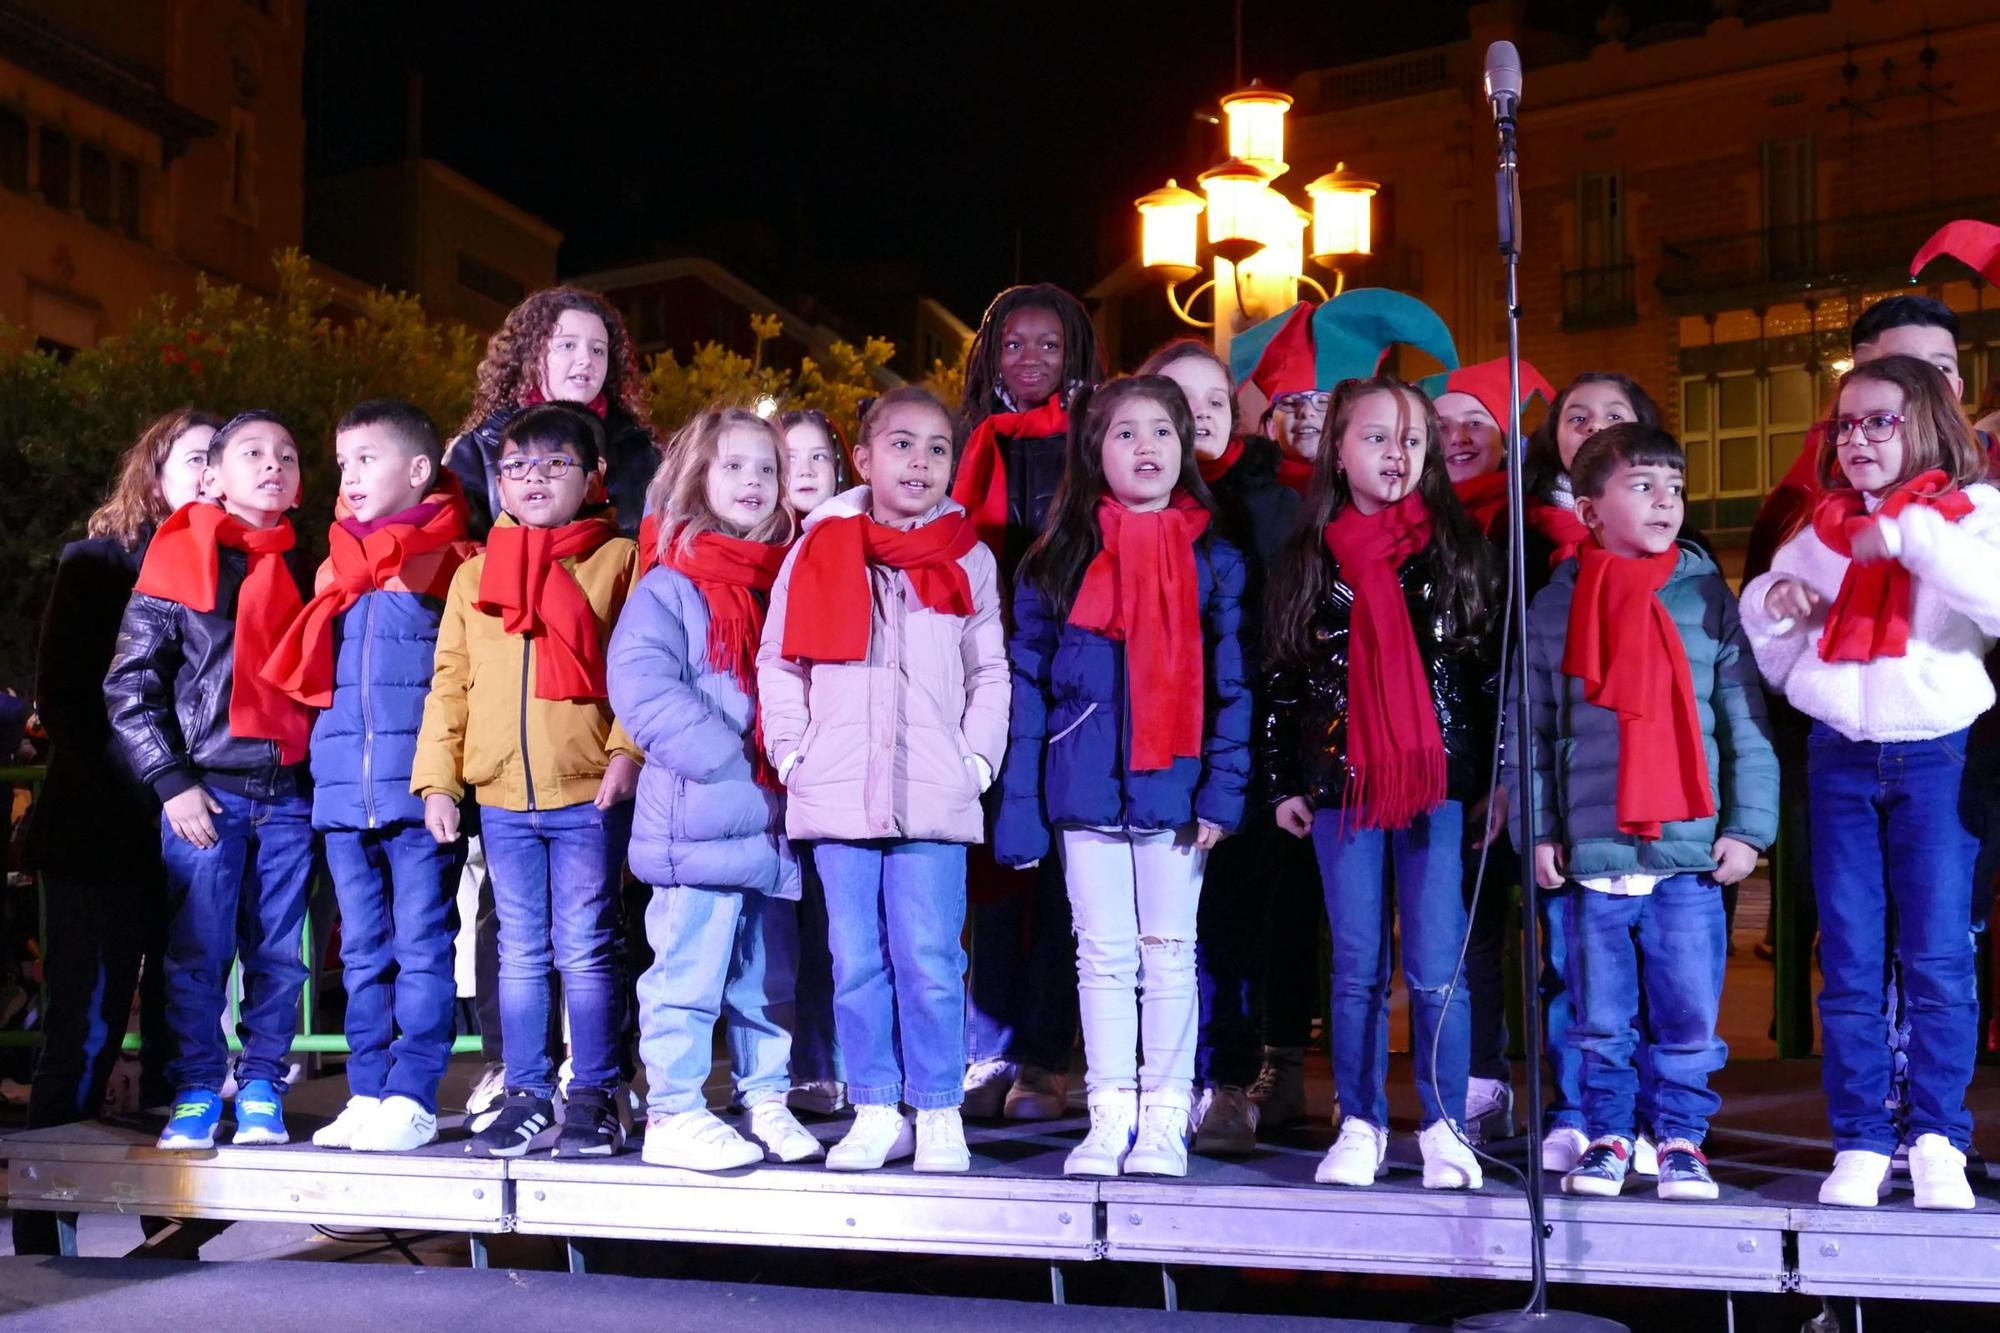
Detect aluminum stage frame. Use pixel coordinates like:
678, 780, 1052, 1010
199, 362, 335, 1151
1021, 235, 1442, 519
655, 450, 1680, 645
6, 1113, 1998, 1306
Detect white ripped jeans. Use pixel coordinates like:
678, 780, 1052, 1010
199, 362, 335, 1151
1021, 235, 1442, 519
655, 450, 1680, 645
1060, 826, 1206, 1110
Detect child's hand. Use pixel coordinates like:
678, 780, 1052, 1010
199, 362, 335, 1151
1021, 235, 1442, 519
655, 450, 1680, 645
595, 754, 641, 809
1710, 836, 1760, 886
1849, 520, 1892, 564
1474, 785, 1511, 850
1763, 578, 1821, 625
164, 785, 222, 849
424, 792, 461, 845
1533, 842, 1567, 891
1275, 796, 1314, 839
1194, 819, 1226, 851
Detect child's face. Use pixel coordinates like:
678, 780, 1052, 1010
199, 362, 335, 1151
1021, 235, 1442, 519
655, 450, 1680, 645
784, 420, 840, 515
1857, 324, 1963, 400
1833, 378, 1910, 499
1556, 382, 1640, 472
855, 400, 954, 523
160, 425, 216, 512
1270, 390, 1330, 460
541, 308, 610, 405
206, 422, 300, 527
998, 305, 1064, 409
336, 423, 434, 524
706, 424, 781, 533
1157, 357, 1232, 461
1435, 391, 1505, 484
496, 439, 591, 528
1336, 388, 1427, 515
1576, 461, 1685, 558
1100, 395, 1182, 512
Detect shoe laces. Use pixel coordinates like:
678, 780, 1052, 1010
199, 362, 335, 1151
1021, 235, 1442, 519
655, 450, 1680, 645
1136, 1105, 1187, 1144
917, 1110, 961, 1145
965, 1058, 1014, 1083
851, 1104, 905, 1134
1656, 1138, 1707, 1166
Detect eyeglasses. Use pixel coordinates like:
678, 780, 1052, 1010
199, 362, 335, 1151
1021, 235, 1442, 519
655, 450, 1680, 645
497, 454, 580, 481
1829, 413, 1906, 445
1274, 392, 1333, 416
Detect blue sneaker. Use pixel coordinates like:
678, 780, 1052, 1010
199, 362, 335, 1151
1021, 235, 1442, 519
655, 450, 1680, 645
232, 1079, 290, 1145
158, 1089, 223, 1150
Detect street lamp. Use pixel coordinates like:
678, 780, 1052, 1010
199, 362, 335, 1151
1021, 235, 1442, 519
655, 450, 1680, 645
1305, 162, 1379, 295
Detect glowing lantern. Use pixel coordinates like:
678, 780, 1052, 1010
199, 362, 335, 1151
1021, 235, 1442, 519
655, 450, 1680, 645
1220, 82, 1292, 178
1135, 179, 1205, 280
1198, 158, 1271, 266
1305, 163, 1379, 261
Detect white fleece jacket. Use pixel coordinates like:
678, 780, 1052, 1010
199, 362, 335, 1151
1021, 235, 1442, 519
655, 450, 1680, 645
1740, 482, 2000, 743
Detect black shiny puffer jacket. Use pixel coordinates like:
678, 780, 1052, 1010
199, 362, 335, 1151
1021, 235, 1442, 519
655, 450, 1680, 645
1258, 548, 1499, 810
999, 429, 1067, 582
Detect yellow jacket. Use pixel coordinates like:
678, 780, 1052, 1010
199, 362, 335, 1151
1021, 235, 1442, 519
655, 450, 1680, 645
413, 529, 642, 811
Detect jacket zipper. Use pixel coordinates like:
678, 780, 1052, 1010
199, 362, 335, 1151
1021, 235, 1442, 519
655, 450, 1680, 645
519, 639, 538, 811
1114, 640, 1131, 827
360, 595, 377, 829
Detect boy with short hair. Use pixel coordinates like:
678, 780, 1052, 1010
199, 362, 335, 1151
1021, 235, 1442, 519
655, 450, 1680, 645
263, 398, 478, 1152
105, 411, 316, 1150
412, 402, 643, 1158
1506, 424, 1779, 1201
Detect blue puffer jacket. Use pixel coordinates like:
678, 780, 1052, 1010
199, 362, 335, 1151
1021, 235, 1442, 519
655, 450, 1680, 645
608, 565, 799, 899
311, 588, 448, 831
995, 535, 1252, 865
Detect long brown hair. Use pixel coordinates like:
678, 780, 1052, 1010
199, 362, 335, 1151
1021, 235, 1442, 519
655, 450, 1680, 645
460, 286, 649, 432
1522, 371, 1661, 503
87, 407, 223, 549
1264, 376, 1492, 668
645, 407, 794, 563
1815, 354, 1986, 495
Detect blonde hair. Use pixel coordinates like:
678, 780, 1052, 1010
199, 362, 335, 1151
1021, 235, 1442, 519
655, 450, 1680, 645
645, 407, 794, 563
88, 407, 223, 549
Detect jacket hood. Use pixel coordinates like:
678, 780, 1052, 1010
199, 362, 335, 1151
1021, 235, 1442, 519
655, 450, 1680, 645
801, 484, 967, 533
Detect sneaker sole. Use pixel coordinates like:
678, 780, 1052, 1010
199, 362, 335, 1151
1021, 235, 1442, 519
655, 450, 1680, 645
1423, 1171, 1482, 1190
1124, 1159, 1189, 1177
914, 1155, 971, 1173
232, 1129, 290, 1146
763, 1141, 826, 1164
352, 1135, 438, 1153
1657, 1181, 1720, 1201
156, 1134, 216, 1151
1561, 1176, 1625, 1197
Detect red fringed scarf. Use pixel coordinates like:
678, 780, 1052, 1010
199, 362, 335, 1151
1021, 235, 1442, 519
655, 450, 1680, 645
1067, 494, 1211, 771
1197, 438, 1246, 485
476, 516, 620, 700
663, 526, 789, 789
950, 400, 1070, 553
1321, 493, 1446, 829
780, 510, 978, 662
263, 480, 472, 708
134, 503, 311, 765
1454, 472, 1510, 534
1524, 498, 1592, 568
1562, 543, 1714, 839
1812, 468, 1975, 662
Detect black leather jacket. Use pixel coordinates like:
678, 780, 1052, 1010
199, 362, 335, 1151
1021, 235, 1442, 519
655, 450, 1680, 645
1258, 549, 1499, 809
104, 546, 312, 802
445, 404, 658, 541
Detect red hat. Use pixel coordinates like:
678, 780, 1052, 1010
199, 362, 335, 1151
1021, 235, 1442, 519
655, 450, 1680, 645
1247, 303, 1316, 400
1432, 356, 1554, 426
1910, 219, 2000, 284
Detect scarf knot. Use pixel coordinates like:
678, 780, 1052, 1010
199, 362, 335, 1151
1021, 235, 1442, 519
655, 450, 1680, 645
779, 506, 978, 663
1524, 497, 1592, 569
476, 516, 620, 700
1811, 469, 1974, 662
950, 400, 1070, 554
662, 524, 788, 789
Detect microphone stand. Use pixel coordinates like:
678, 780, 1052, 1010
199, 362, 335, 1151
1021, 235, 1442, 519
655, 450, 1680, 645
1455, 99, 1629, 1333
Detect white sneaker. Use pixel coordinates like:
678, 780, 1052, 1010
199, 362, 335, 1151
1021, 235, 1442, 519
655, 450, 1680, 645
787, 1080, 848, 1116
1419, 1120, 1483, 1190
351, 1095, 438, 1152
1464, 1077, 1514, 1146
1909, 1134, 1975, 1211
641, 1108, 763, 1171
1125, 1102, 1191, 1177
1064, 1093, 1138, 1176
961, 1059, 1018, 1120
1819, 1149, 1892, 1207
311, 1095, 380, 1149
1541, 1125, 1591, 1173
914, 1108, 971, 1173
1316, 1118, 1387, 1187
826, 1104, 915, 1171
1004, 1065, 1070, 1121
1632, 1132, 1660, 1178
1192, 1085, 1259, 1156
1249, 1046, 1308, 1127
746, 1098, 825, 1163
465, 1062, 507, 1133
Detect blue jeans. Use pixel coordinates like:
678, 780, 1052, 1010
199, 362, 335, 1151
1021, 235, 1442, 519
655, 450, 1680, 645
158, 787, 315, 1093
323, 823, 464, 1112
789, 855, 844, 1086
1562, 874, 1727, 1145
1312, 803, 1470, 1129
637, 884, 798, 1116
481, 801, 631, 1098
1808, 722, 1979, 1152
967, 852, 1079, 1071
815, 839, 968, 1109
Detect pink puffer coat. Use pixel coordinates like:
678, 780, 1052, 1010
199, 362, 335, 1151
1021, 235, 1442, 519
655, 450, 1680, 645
755, 488, 1009, 844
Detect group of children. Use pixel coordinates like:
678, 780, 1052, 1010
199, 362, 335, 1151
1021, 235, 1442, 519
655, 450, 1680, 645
37, 274, 1997, 1211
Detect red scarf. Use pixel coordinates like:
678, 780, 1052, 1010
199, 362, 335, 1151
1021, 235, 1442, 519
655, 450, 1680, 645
950, 400, 1070, 554
780, 509, 977, 662
1562, 543, 1714, 840
1812, 469, 1975, 663
1321, 494, 1446, 829
1068, 494, 1211, 771
1454, 471, 1510, 534
1525, 498, 1592, 568
1276, 452, 1315, 495
1197, 438, 1246, 485
663, 526, 789, 789
263, 482, 472, 708
133, 503, 310, 765
476, 516, 620, 700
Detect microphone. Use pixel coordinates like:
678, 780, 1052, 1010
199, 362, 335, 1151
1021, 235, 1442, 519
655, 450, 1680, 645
1484, 40, 1522, 123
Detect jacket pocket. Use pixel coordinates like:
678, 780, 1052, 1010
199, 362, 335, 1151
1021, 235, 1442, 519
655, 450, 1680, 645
1047, 701, 1098, 747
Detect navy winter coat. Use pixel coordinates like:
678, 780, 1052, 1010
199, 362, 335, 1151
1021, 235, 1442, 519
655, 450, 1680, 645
310, 587, 449, 831
995, 535, 1252, 865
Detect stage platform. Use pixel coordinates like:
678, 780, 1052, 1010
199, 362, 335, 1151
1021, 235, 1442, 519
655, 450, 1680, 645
7, 1096, 1998, 1308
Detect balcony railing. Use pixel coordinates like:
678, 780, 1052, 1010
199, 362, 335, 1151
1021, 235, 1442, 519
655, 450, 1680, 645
1562, 260, 1638, 329
1656, 199, 2000, 303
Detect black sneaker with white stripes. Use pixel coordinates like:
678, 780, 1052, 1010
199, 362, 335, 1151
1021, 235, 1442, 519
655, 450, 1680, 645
466, 1090, 555, 1158
554, 1087, 626, 1157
